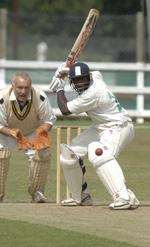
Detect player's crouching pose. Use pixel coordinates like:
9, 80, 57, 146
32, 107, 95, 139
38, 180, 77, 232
49, 62, 140, 210
0, 72, 56, 203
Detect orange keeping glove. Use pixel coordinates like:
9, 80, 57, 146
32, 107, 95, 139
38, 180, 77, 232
9, 128, 32, 150
31, 127, 51, 150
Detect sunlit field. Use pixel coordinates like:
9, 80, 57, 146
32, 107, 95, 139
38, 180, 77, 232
0, 119, 150, 247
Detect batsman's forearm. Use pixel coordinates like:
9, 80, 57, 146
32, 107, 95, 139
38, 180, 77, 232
57, 90, 71, 115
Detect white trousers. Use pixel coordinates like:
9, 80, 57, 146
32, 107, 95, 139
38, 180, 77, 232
70, 122, 134, 159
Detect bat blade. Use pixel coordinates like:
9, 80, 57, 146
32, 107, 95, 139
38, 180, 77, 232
66, 9, 99, 67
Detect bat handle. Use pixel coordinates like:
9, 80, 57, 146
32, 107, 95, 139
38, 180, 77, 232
66, 58, 76, 68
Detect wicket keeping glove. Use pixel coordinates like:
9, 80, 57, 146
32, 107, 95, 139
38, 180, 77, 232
9, 128, 32, 150
31, 127, 51, 150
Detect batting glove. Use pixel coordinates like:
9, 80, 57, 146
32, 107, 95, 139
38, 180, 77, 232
55, 62, 70, 78
49, 76, 65, 93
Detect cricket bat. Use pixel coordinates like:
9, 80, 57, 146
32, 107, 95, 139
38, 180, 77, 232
66, 9, 99, 67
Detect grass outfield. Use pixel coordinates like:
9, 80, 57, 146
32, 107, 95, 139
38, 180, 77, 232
0, 219, 137, 247
0, 119, 150, 247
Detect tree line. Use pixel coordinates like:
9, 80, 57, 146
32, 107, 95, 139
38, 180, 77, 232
0, 0, 142, 15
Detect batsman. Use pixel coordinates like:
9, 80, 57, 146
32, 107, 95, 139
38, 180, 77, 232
0, 72, 56, 202
49, 62, 140, 210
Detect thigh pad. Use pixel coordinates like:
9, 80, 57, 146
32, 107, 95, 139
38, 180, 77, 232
88, 141, 114, 167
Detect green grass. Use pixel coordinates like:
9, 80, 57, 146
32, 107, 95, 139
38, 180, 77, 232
1, 120, 150, 247
4, 120, 150, 203
0, 219, 137, 247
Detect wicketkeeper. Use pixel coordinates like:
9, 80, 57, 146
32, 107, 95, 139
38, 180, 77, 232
0, 72, 56, 202
49, 62, 140, 210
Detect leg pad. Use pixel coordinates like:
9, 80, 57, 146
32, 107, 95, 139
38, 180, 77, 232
0, 149, 11, 201
28, 149, 50, 198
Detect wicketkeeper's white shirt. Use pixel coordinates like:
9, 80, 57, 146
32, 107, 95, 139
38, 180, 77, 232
0, 85, 56, 135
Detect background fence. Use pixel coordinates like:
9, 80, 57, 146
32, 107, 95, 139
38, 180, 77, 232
0, 60, 150, 123
0, 9, 150, 122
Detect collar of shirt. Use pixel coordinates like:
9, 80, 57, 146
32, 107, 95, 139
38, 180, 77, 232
9, 90, 32, 102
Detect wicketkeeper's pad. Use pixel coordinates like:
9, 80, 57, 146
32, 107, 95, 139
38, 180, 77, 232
0, 149, 11, 201
28, 148, 50, 197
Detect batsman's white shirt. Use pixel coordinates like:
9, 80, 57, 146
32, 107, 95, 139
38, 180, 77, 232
0, 85, 56, 150
67, 71, 131, 127
67, 71, 134, 157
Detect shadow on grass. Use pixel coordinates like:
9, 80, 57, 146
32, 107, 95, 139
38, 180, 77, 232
0, 218, 137, 247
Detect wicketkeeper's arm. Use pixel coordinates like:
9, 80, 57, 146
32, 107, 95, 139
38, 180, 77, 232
0, 126, 21, 138
0, 126, 32, 150
37, 123, 52, 133
0, 126, 12, 137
